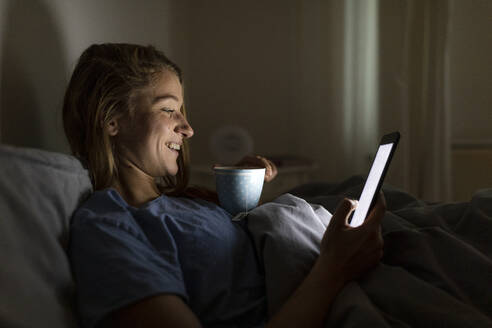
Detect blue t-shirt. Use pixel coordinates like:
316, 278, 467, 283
68, 189, 267, 328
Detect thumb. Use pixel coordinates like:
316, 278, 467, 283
332, 198, 358, 229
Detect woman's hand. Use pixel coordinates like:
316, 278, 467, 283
318, 194, 386, 285
266, 195, 385, 328
234, 155, 278, 182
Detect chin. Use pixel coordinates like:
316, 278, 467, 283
167, 166, 179, 176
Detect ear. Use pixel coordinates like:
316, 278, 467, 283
106, 119, 119, 136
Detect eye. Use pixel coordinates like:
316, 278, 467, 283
161, 108, 175, 114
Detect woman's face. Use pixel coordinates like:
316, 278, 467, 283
114, 69, 193, 177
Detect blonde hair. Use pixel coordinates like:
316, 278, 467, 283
63, 43, 190, 195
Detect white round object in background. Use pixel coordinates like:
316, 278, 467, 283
209, 126, 254, 165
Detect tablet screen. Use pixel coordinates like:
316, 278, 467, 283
349, 142, 394, 227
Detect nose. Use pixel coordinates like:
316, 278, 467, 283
175, 116, 194, 139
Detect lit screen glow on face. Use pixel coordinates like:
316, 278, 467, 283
349, 143, 393, 227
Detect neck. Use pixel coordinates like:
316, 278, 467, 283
112, 161, 161, 208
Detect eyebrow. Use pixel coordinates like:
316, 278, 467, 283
152, 94, 180, 104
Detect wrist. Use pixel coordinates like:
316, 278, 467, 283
311, 255, 346, 292
266, 257, 346, 328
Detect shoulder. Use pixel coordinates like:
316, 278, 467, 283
68, 190, 192, 328
71, 188, 143, 239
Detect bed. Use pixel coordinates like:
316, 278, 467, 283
0, 144, 490, 327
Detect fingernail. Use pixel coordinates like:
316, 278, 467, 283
349, 199, 358, 209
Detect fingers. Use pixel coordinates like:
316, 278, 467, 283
351, 235, 384, 273
256, 156, 278, 182
362, 229, 384, 254
256, 156, 271, 179
357, 222, 384, 266
364, 192, 386, 227
362, 248, 384, 271
332, 198, 358, 229
266, 157, 278, 181
344, 246, 383, 282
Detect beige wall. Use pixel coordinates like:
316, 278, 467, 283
184, 0, 299, 165
448, 0, 492, 200
449, 0, 492, 142
185, 0, 349, 185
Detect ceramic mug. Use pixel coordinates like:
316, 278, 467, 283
213, 166, 265, 216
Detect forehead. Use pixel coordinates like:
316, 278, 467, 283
150, 69, 183, 101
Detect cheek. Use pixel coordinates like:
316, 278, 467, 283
157, 118, 173, 136
149, 119, 172, 149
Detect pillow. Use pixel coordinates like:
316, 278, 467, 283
0, 144, 92, 328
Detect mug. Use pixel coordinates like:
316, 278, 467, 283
213, 166, 265, 216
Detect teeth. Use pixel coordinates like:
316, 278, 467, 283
167, 143, 181, 150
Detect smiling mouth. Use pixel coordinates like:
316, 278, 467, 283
166, 142, 181, 152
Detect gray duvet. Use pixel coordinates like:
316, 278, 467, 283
246, 176, 492, 327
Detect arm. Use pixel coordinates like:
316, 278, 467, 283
265, 259, 344, 327
69, 210, 196, 328
108, 294, 202, 328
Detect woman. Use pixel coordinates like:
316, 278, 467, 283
64, 43, 385, 328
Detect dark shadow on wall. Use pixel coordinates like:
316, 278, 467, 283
1, 0, 67, 152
